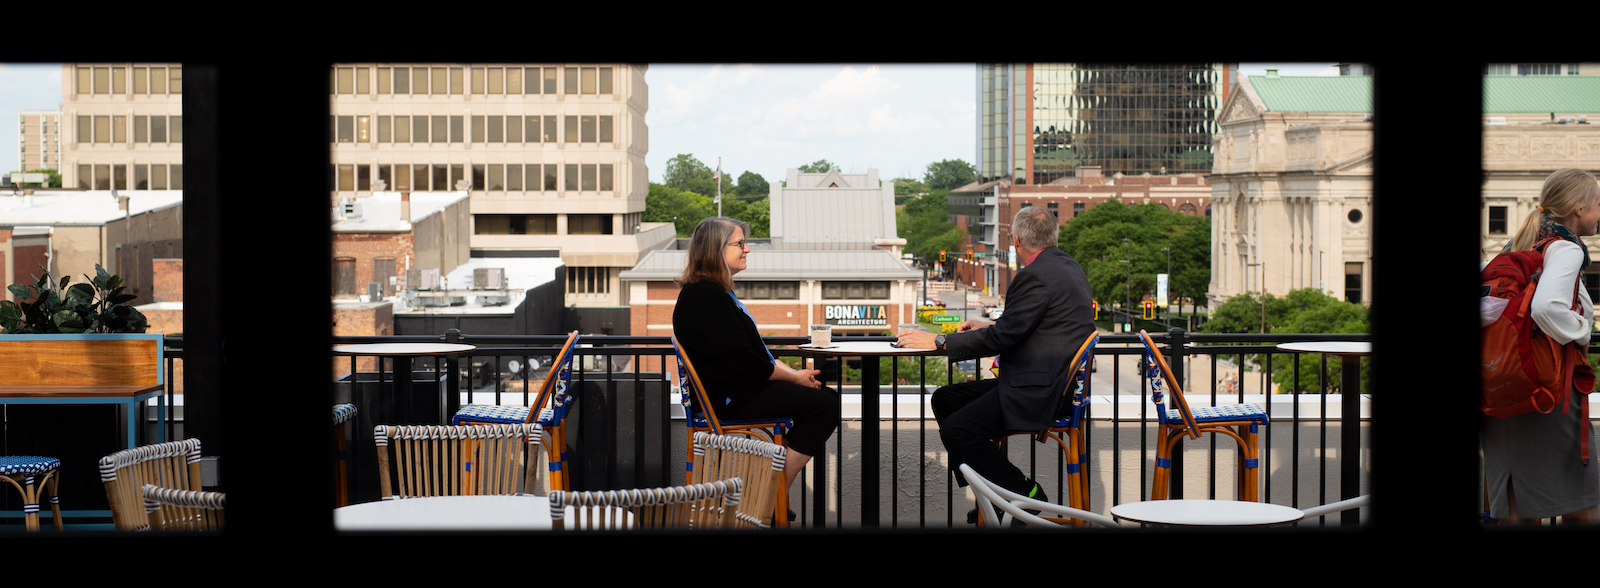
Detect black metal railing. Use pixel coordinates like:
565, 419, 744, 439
311, 328, 1371, 528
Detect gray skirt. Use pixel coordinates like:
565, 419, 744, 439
1482, 388, 1600, 519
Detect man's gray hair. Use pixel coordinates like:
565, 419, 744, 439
1012, 206, 1059, 250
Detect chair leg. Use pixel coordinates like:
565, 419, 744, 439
46, 470, 61, 532
1151, 427, 1177, 501
22, 474, 39, 532
335, 424, 350, 507
772, 432, 788, 529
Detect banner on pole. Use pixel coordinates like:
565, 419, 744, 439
1156, 274, 1169, 307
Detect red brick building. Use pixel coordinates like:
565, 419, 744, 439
332, 191, 470, 300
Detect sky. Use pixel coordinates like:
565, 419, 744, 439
644, 64, 976, 186
0, 63, 63, 175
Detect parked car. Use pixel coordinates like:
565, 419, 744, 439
988, 307, 1005, 320
921, 298, 945, 308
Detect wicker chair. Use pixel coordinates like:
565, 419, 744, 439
671, 336, 792, 526
0, 456, 62, 531
333, 403, 356, 507
987, 332, 1098, 525
453, 331, 578, 492
962, 464, 1118, 529
1138, 330, 1269, 502
690, 431, 785, 528
142, 484, 225, 531
548, 479, 743, 530
374, 423, 544, 499
99, 439, 203, 531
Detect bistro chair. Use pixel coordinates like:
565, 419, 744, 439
453, 331, 578, 492
690, 431, 785, 529
671, 336, 793, 489
333, 404, 356, 507
1137, 330, 1268, 502
374, 423, 544, 499
548, 478, 743, 530
142, 484, 225, 531
1296, 494, 1370, 524
988, 332, 1098, 525
0, 456, 62, 532
961, 464, 1118, 529
100, 438, 203, 531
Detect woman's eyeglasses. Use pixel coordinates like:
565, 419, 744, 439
726, 239, 747, 249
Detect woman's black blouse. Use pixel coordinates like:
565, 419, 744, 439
673, 280, 774, 412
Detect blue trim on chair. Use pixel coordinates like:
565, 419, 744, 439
1244, 458, 1258, 469
1156, 457, 1170, 468
1066, 463, 1080, 474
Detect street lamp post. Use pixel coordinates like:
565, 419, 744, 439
1160, 246, 1170, 326
1122, 237, 1132, 331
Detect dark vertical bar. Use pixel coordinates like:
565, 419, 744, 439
919, 355, 927, 528
633, 352, 644, 487
891, 356, 898, 528
1319, 353, 1328, 520
1340, 353, 1361, 526
1292, 351, 1301, 512
605, 345, 616, 490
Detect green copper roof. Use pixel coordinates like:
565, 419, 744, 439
1248, 75, 1372, 113
1483, 77, 1600, 113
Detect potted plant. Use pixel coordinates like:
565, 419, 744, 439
0, 264, 148, 334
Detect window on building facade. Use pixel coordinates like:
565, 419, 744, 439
600, 116, 613, 142
564, 67, 578, 95
113, 67, 125, 94
506, 116, 522, 143
431, 116, 447, 144
507, 67, 522, 95
170, 165, 182, 189
77, 164, 90, 189
564, 116, 578, 143
114, 164, 127, 190
430, 67, 447, 94
395, 164, 410, 190
450, 164, 464, 190
356, 67, 368, 94
378, 116, 391, 142
133, 67, 148, 94
169, 67, 182, 94
337, 116, 354, 142
450, 116, 463, 143
507, 164, 522, 191
378, 165, 391, 190
1047, 202, 1059, 218
432, 164, 447, 191
488, 67, 504, 94
378, 68, 391, 94
544, 67, 558, 94
152, 116, 167, 143
488, 116, 503, 142
599, 67, 613, 94
394, 67, 410, 94
600, 164, 614, 191
472, 115, 485, 143
338, 164, 354, 191
1345, 262, 1363, 304
135, 165, 148, 190
472, 164, 485, 190
113, 115, 126, 143
415, 116, 430, 143
395, 116, 410, 142
450, 67, 463, 94
820, 281, 890, 300
1073, 202, 1085, 217
471, 67, 485, 94
1489, 206, 1507, 234
94, 116, 109, 143
732, 281, 800, 300
581, 164, 596, 191
568, 214, 613, 235
151, 67, 167, 94
488, 164, 503, 191
336, 67, 353, 94
357, 164, 371, 191
564, 164, 579, 191
543, 116, 557, 142
413, 165, 428, 192
94, 164, 110, 190
152, 164, 167, 190
94, 67, 109, 94
357, 116, 369, 143
581, 68, 596, 94
581, 115, 596, 142
476, 214, 557, 235
335, 258, 357, 297
545, 164, 558, 191
567, 267, 611, 295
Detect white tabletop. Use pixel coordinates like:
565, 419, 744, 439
335, 495, 626, 531
333, 343, 477, 356
1111, 499, 1304, 527
1274, 341, 1370, 356
798, 341, 937, 355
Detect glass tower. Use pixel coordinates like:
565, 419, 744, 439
978, 63, 1233, 184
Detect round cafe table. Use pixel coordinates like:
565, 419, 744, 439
1111, 499, 1304, 527
335, 495, 628, 531
1275, 340, 1369, 527
795, 340, 938, 528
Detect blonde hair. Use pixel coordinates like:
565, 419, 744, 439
674, 217, 751, 292
1511, 168, 1600, 251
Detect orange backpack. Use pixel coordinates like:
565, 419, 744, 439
1481, 237, 1594, 459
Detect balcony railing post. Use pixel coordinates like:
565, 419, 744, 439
443, 329, 462, 418
1166, 328, 1186, 499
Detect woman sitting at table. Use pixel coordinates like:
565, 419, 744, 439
673, 216, 840, 491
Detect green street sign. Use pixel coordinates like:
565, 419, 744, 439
974, 253, 985, 257
931, 315, 961, 324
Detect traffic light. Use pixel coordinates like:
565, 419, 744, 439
939, 250, 947, 262
1142, 300, 1155, 320
1092, 300, 1099, 320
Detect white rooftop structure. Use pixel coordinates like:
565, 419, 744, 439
0, 190, 183, 226
332, 191, 469, 233
396, 255, 564, 315
769, 169, 899, 250
619, 248, 920, 282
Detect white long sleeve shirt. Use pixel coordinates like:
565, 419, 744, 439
1531, 240, 1594, 346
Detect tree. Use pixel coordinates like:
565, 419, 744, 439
721, 196, 771, 238
923, 159, 975, 191
797, 160, 837, 174
644, 183, 714, 237
5, 169, 61, 188
1199, 288, 1370, 394
663, 153, 726, 198
897, 189, 966, 269
1056, 198, 1209, 311
734, 171, 769, 198
893, 177, 929, 196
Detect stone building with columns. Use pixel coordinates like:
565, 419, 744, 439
1481, 76, 1600, 302
1208, 71, 1373, 307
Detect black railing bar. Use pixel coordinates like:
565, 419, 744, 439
891, 356, 899, 529
1184, 333, 1372, 343
1320, 353, 1329, 514
919, 355, 927, 529
1292, 350, 1301, 512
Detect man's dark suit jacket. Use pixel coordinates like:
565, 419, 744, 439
673, 279, 775, 413
942, 246, 1095, 431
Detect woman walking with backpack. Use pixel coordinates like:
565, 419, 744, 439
1484, 168, 1600, 524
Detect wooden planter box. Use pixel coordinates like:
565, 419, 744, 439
0, 334, 164, 388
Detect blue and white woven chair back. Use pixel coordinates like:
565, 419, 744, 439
142, 483, 224, 531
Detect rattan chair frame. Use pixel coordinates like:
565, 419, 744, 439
671, 336, 792, 526
142, 483, 225, 531
962, 463, 1119, 529
548, 478, 743, 530
690, 431, 785, 528
333, 403, 356, 507
988, 333, 1099, 526
0, 463, 61, 532
1138, 330, 1265, 502
374, 423, 544, 500
454, 331, 578, 492
99, 438, 203, 531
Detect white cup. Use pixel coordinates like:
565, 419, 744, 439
810, 324, 832, 347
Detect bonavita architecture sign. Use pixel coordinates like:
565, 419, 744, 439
825, 304, 889, 326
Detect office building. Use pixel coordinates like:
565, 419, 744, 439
59, 64, 184, 190
1207, 71, 1373, 307
17, 110, 62, 173
329, 64, 671, 309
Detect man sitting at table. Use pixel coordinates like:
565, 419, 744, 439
896, 206, 1094, 519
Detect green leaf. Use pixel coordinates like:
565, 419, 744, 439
107, 275, 123, 291
52, 309, 83, 328
66, 283, 95, 307
7, 284, 33, 300
122, 308, 148, 333
0, 300, 21, 329
109, 294, 137, 305
59, 275, 70, 291
95, 264, 110, 284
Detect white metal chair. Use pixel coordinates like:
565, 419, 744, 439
1297, 494, 1370, 523
961, 464, 1119, 529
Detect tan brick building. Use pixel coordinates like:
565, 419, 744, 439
17, 110, 62, 173
60, 63, 184, 190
